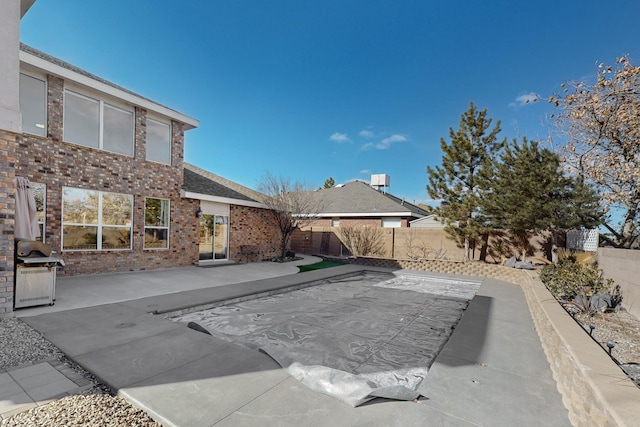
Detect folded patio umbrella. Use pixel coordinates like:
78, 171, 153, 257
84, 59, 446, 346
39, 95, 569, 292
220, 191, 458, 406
15, 176, 40, 240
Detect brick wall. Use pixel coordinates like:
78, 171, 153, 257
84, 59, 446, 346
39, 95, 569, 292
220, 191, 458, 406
0, 130, 17, 316
329, 255, 531, 283
229, 205, 281, 261
15, 75, 199, 276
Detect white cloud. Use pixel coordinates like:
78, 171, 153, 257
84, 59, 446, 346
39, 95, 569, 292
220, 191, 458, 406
360, 169, 371, 174
329, 132, 350, 143
377, 134, 407, 149
509, 92, 539, 108
360, 134, 407, 150
359, 129, 374, 138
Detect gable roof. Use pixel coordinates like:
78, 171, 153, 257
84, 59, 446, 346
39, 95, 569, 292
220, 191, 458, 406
314, 181, 429, 218
181, 163, 267, 208
19, 43, 198, 130
409, 214, 448, 228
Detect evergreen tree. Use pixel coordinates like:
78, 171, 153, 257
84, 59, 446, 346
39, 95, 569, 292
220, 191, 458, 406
323, 177, 335, 189
481, 138, 602, 260
427, 102, 504, 261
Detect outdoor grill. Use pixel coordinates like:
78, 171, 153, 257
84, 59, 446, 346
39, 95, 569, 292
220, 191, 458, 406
14, 239, 64, 309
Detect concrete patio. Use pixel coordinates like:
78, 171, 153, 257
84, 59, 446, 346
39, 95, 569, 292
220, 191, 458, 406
6, 256, 572, 426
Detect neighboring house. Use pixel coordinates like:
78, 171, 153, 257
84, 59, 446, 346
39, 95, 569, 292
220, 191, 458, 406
291, 180, 429, 256
307, 180, 429, 228
182, 164, 280, 264
410, 214, 449, 229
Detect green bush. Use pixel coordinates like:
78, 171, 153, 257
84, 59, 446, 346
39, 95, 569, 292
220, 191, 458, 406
540, 258, 613, 301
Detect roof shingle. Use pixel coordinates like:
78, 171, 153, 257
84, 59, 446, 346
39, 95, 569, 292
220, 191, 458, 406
315, 181, 429, 216
183, 163, 264, 203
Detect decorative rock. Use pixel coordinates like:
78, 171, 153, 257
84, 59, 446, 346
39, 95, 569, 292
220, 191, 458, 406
514, 261, 535, 270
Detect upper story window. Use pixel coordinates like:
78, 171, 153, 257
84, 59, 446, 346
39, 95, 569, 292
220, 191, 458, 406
146, 118, 171, 165
63, 89, 134, 156
62, 187, 133, 251
19, 73, 47, 136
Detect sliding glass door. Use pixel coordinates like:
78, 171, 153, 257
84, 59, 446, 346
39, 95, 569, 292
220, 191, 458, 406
199, 214, 229, 261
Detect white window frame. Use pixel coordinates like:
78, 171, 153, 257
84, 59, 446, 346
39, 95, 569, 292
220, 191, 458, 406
32, 182, 46, 242
19, 72, 47, 136
63, 88, 134, 156
213, 214, 229, 260
144, 197, 170, 250
146, 117, 172, 165
61, 187, 133, 252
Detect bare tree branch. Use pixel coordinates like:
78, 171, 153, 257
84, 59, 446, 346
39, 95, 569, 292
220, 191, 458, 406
257, 172, 325, 258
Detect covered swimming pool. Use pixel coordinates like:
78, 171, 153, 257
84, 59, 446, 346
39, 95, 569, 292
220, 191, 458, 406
172, 271, 482, 406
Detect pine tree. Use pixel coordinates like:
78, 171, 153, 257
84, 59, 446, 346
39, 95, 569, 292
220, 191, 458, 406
481, 138, 602, 260
426, 102, 504, 261
323, 177, 335, 189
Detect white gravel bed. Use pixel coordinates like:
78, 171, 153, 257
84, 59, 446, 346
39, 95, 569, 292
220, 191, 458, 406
0, 317, 160, 426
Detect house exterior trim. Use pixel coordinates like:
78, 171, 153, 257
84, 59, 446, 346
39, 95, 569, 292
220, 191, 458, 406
181, 190, 267, 209
315, 212, 425, 218
19, 50, 198, 130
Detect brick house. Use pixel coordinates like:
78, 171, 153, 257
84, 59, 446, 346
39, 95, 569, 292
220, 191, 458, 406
182, 164, 280, 264
0, 1, 279, 316
10, 41, 202, 278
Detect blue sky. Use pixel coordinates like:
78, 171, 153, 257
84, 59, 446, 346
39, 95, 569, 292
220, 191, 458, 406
20, 0, 640, 205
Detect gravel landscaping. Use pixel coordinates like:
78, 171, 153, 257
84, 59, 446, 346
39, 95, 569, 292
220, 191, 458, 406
574, 309, 640, 386
0, 317, 160, 427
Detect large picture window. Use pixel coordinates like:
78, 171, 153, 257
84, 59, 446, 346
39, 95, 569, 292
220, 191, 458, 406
62, 187, 132, 251
63, 89, 134, 156
19, 73, 47, 136
146, 118, 171, 165
144, 198, 170, 249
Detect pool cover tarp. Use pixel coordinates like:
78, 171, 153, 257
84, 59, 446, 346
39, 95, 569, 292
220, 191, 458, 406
175, 272, 481, 407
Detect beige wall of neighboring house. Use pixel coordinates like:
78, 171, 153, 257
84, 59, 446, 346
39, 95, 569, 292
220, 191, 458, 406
307, 218, 404, 228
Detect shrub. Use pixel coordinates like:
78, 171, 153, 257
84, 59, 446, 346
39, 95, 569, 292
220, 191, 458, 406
556, 248, 596, 265
338, 226, 386, 257
540, 258, 619, 313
